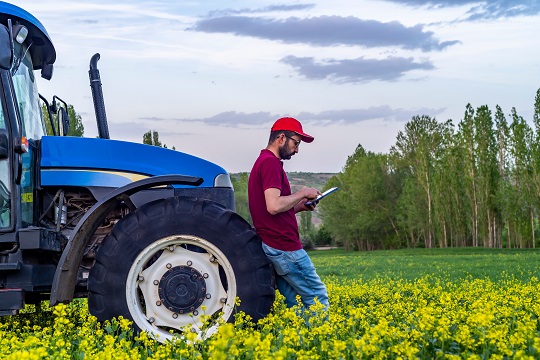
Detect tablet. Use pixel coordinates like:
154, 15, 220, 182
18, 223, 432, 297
305, 187, 338, 206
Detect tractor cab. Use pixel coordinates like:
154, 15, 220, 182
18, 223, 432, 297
0, 1, 57, 237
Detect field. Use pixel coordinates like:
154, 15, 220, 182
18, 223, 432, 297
2, 248, 540, 359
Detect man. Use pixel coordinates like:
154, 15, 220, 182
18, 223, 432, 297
248, 117, 329, 310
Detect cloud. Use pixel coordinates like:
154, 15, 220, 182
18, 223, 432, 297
174, 111, 277, 127
172, 107, 446, 127
297, 107, 446, 123
281, 55, 435, 83
382, 0, 540, 20
207, 4, 316, 17
190, 16, 460, 51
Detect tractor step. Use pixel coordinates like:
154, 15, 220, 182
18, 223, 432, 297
0, 262, 21, 271
0, 288, 24, 315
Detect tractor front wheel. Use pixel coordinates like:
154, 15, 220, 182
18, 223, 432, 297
88, 196, 275, 342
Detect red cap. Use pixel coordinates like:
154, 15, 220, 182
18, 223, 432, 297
271, 117, 314, 143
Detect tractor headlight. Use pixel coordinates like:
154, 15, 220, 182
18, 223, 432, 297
214, 173, 233, 188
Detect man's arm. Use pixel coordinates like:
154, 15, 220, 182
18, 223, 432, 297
264, 187, 320, 215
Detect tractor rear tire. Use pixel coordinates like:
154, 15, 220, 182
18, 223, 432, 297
88, 196, 275, 342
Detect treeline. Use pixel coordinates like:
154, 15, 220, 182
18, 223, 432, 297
320, 89, 540, 250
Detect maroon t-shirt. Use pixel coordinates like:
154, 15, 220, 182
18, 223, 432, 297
248, 149, 302, 251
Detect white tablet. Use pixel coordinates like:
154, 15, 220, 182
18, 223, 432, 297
305, 187, 338, 206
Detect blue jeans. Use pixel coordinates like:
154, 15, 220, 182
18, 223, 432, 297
262, 243, 329, 310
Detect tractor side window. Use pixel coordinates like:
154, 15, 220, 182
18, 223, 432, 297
12, 42, 45, 141
0, 105, 10, 229
0, 106, 5, 128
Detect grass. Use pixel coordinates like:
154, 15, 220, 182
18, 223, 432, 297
309, 247, 540, 282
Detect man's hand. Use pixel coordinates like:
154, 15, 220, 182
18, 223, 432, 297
297, 198, 317, 212
294, 187, 321, 212
265, 187, 321, 214
301, 187, 321, 201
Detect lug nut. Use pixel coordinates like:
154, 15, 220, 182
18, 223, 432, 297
156, 301, 162, 306
187, 261, 193, 266
193, 310, 199, 316
168, 245, 175, 252
203, 273, 209, 279
209, 256, 216, 263
153, 280, 159, 285
206, 294, 211, 299
149, 317, 155, 324
172, 313, 178, 319
166, 263, 172, 269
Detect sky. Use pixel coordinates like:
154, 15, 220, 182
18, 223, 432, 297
13, 0, 540, 173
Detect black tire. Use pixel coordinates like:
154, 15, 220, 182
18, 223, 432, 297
88, 196, 275, 342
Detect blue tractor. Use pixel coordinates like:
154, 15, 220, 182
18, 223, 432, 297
0, 1, 274, 342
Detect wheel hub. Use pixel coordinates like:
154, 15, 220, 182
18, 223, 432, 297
158, 265, 206, 313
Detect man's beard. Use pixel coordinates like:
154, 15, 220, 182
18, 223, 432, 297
278, 145, 294, 160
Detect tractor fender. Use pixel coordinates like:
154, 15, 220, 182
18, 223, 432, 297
50, 174, 203, 306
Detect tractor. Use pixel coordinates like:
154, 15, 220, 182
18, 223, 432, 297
0, 1, 274, 342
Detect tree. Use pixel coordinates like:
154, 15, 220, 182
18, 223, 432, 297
143, 130, 162, 147
230, 172, 252, 225
42, 103, 84, 137
472, 105, 499, 248
320, 145, 397, 250
508, 108, 534, 248
66, 105, 85, 137
298, 211, 313, 243
494, 105, 510, 248
317, 87, 540, 251
457, 104, 479, 247
142, 130, 175, 149
391, 115, 447, 248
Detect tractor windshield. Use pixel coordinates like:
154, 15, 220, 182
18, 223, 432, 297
12, 41, 45, 141
12, 41, 44, 227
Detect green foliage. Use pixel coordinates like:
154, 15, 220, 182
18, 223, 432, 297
320, 88, 540, 251
142, 130, 175, 149
320, 145, 399, 250
312, 224, 332, 246
230, 172, 252, 225
298, 211, 312, 241
42, 103, 84, 137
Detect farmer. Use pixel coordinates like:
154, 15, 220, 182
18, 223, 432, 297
248, 117, 329, 310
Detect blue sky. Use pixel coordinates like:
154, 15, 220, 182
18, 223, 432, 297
15, 0, 540, 173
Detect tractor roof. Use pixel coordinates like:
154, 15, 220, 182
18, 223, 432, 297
0, 1, 56, 69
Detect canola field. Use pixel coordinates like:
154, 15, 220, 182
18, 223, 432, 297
2, 248, 540, 359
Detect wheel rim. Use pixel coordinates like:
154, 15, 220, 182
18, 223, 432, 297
126, 235, 237, 342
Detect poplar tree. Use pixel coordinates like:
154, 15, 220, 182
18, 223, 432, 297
457, 105, 478, 246
494, 105, 510, 248
508, 108, 534, 247
391, 115, 445, 248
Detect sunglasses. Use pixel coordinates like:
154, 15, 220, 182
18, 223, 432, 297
284, 135, 301, 148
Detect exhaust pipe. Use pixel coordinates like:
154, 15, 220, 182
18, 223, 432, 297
89, 53, 110, 139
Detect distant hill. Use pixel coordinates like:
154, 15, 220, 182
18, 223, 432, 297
286, 172, 337, 192
231, 172, 337, 191
231, 172, 338, 228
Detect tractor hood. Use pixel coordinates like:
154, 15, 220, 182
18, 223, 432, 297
39, 136, 230, 189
